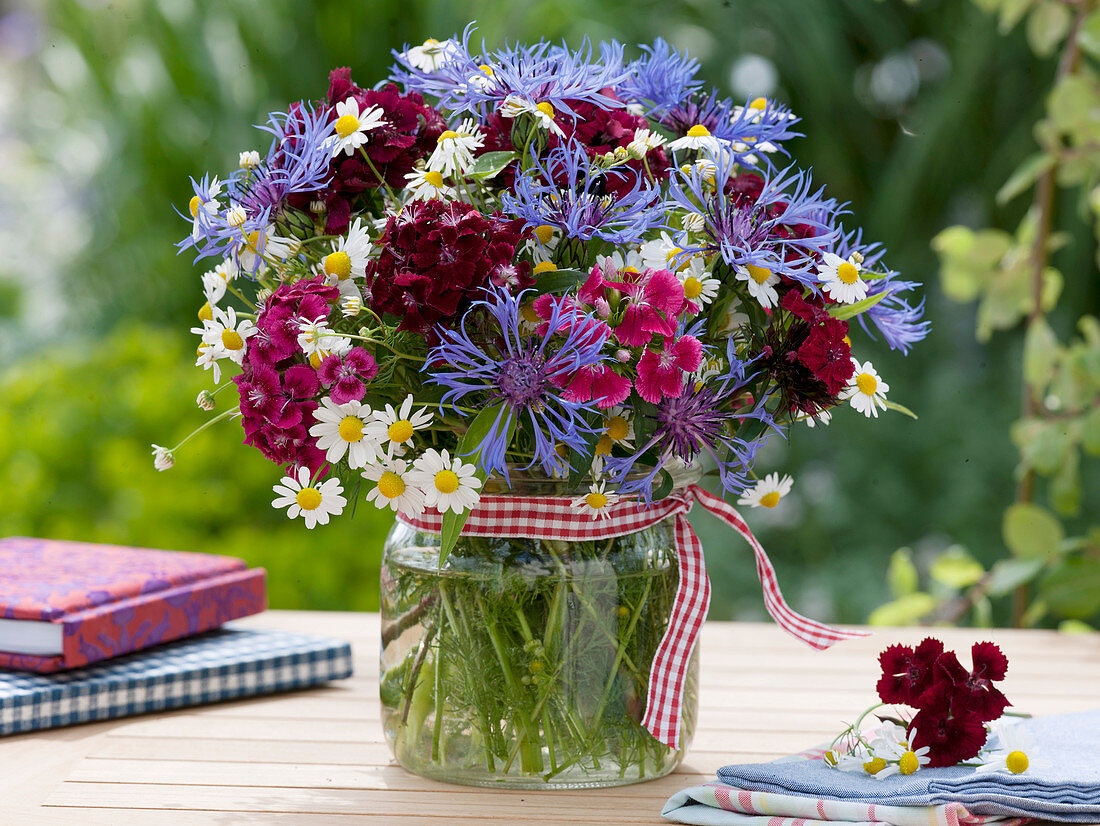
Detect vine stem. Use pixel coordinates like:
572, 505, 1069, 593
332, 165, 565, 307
1011, 2, 1090, 626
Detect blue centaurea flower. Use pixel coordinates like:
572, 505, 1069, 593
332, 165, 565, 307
501, 141, 665, 245
668, 152, 838, 286
616, 38, 702, 117
834, 226, 930, 353
607, 341, 783, 501
427, 287, 609, 480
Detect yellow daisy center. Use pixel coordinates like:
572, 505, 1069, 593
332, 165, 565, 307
196, 343, 208, 356
309, 351, 327, 369
520, 303, 540, 324
478, 64, 494, 76
759, 491, 781, 508
621, 265, 639, 274
296, 487, 323, 511
198, 302, 213, 322
585, 491, 609, 510
335, 113, 360, 139
750, 96, 768, 110
438, 130, 460, 142
324, 251, 352, 280
686, 124, 710, 137
606, 415, 630, 442
338, 416, 365, 442
533, 224, 555, 244
377, 471, 406, 499
842, 335, 851, 346
536, 101, 555, 119
1006, 750, 1029, 774
899, 751, 920, 775
683, 276, 704, 300
423, 170, 445, 188
434, 469, 460, 494
838, 262, 860, 284
533, 261, 557, 275
245, 230, 263, 253
746, 264, 772, 285
188, 195, 202, 218
594, 435, 614, 456
856, 372, 878, 395
387, 420, 414, 443
863, 757, 886, 775
221, 329, 244, 350
423, 38, 439, 47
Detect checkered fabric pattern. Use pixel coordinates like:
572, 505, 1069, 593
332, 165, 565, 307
0, 627, 353, 736
398, 483, 867, 748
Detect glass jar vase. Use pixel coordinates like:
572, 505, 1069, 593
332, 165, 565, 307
378, 477, 698, 789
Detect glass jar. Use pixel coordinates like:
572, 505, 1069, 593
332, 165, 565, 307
378, 476, 698, 789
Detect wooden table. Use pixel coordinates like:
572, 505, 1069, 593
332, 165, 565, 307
4, 611, 1098, 824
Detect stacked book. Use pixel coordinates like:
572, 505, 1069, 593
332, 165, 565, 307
0, 537, 353, 735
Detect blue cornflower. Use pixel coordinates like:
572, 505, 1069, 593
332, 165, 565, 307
616, 38, 703, 117
660, 90, 800, 168
834, 226, 930, 353
668, 151, 838, 287
607, 341, 783, 501
501, 141, 665, 245
426, 287, 609, 480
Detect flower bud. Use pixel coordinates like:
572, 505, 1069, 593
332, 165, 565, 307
615, 348, 631, 363
196, 390, 216, 411
151, 445, 175, 472
238, 150, 261, 169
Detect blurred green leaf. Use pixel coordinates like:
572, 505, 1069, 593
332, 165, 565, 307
1077, 9, 1100, 60
996, 153, 1054, 205
986, 557, 1044, 597
1003, 502, 1065, 559
1023, 317, 1059, 391
1059, 619, 1096, 634
826, 290, 888, 320
868, 592, 936, 626
1040, 557, 1100, 618
1026, 0, 1072, 57
929, 545, 985, 589
887, 547, 919, 597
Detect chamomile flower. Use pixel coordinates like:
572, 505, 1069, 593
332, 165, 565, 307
271, 467, 347, 528
400, 37, 460, 72
340, 295, 362, 318
237, 225, 299, 274
309, 398, 379, 469
735, 262, 781, 309
595, 406, 635, 456
668, 123, 727, 154
524, 224, 559, 263
819, 252, 869, 305
499, 95, 565, 136
320, 217, 372, 286
844, 360, 889, 418
409, 449, 482, 514
976, 720, 1046, 775
404, 165, 457, 201
428, 118, 484, 177
869, 724, 929, 779
640, 231, 686, 271
187, 176, 222, 241
737, 472, 793, 509
296, 317, 352, 364
626, 128, 667, 160
327, 97, 388, 158
151, 444, 175, 472
367, 395, 433, 455
362, 455, 426, 516
677, 260, 720, 310
572, 480, 620, 519
191, 306, 256, 383
804, 409, 833, 428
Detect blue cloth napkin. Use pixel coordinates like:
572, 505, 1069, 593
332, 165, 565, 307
716, 710, 1100, 822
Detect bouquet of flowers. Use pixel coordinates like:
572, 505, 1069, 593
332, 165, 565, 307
161, 26, 930, 787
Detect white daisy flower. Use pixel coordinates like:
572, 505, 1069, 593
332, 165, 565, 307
668, 123, 728, 154
737, 472, 793, 509
188, 177, 222, 240
826, 744, 875, 774
730, 96, 798, 126
626, 128, 667, 160
428, 118, 484, 177
366, 395, 433, 455
499, 95, 564, 136
678, 259, 720, 310
400, 37, 461, 72
190, 306, 256, 383
640, 232, 688, 272
976, 720, 1047, 775
463, 63, 497, 91
238, 150, 261, 169
692, 355, 725, 393
595, 406, 635, 457
151, 444, 174, 472
201, 271, 227, 309
271, 467, 347, 528
716, 297, 750, 337
523, 224, 559, 264
844, 360, 889, 418
598, 248, 646, 275
409, 449, 483, 514
819, 252, 868, 305
404, 165, 457, 201
804, 408, 833, 428
237, 225, 300, 274
296, 317, 352, 365
866, 724, 929, 779
681, 211, 707, 234
327, 97, 388, 158
735, 262, 781, 309
309, 398, 379, 469
320, 217, 372, 285
362, 455, 426, 516
571, 481, 619, 520
340, 295, 362, 318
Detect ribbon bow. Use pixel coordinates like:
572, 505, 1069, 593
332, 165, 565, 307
396, 483, 867, 748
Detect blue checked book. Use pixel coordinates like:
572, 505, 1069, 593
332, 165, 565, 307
0, 626, 353, 735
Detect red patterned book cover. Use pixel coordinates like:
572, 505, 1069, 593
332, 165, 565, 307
0, 537, 266, 673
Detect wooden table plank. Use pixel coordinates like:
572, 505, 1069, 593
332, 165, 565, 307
0, 610, 1094, 824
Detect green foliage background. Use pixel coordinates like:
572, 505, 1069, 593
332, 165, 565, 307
4, 0, 1097, 622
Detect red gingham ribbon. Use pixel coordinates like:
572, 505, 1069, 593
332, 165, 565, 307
397, 483, 867, 748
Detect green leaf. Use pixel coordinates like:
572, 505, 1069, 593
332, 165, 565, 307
651, 469, 674, 501
1040, 557, 1100, 618
884, 400, 918, 420
929, 546, 985, 589
1058, 619, 1096, 634
534, 268, 588, 295
1027, 0, 1073, 56
999, 0, 1037, 31
1023, 317, 1060, 391
868, 592, 937, 626
1003, 502, 1065, 560
996, 153, 1054, 205
1078, 9, 1100, 59
986, 557, 1044, 597
826, 290, 888, 321
467, 151, 519, 181
1082, 407, 1100, 455
886, 547, 919, 598
439, 403, 514, 562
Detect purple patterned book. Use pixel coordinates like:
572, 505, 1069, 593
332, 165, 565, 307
0, 536, 266, 673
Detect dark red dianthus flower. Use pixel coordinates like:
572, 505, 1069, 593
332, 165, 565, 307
876, 637, 946, 706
